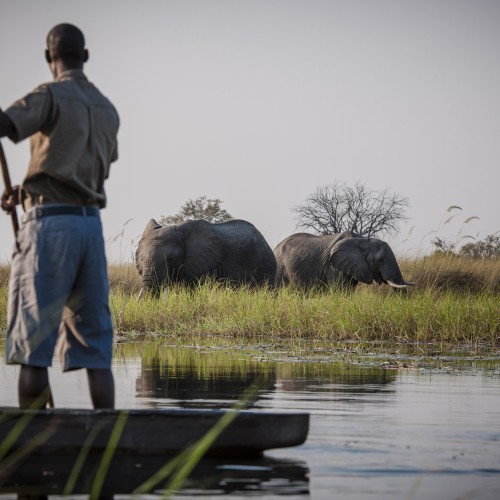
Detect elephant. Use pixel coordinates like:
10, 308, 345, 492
136, 218, 277, 296
274, 231, 413, 291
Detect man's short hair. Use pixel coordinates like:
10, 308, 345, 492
46, 23, 86, 63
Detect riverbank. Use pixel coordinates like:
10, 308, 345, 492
107, 286, 498, 346
1, 256, 498, 357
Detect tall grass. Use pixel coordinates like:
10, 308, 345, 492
1, 257, 499, 349
107, 284, 498, 346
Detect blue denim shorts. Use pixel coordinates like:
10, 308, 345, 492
6, 205, 113, 371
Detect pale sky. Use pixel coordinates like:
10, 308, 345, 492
1, 0, 499, 263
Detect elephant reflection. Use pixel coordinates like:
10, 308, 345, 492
136, 351, 397, 409
276, 363, 397, 394
137, 356, 276, 408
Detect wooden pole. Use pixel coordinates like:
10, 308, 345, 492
0, 140, 20, 235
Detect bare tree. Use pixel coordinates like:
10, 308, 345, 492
159, 196, 233, 225
293, 181, 409, 237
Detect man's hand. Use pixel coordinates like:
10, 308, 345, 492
1, 185, 19, 214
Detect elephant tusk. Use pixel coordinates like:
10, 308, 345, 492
137, 288, 144, 300
386, 279, 410, 288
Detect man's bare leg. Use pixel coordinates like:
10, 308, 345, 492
87, 368, 115, 409
18, 365, 53, 409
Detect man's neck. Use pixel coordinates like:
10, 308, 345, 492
51, 60, 84, 80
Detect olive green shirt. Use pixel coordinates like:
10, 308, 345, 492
5, 69, 119, 209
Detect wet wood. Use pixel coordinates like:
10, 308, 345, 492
0, 406, 309, 458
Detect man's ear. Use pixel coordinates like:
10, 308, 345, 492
45, 50, 52, 63
83, 49, 89, 63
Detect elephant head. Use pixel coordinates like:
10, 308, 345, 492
135, 219, 223, 296
328, 237, 413, 288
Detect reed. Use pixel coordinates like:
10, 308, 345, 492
107, 284, 498, 346
0, 258, 498, 349
402, 253, 500, 294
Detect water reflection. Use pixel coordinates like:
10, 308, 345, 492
1, 453, 309, 497
274, 362, 397, 393
2, 340, 500, 499
135, 346, 276, 408
126, 343, 398, 410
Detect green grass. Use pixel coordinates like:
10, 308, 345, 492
1, 258, 499, 351
107, 284, 498, 346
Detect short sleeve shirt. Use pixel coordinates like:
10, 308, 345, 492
5, 69, 119, 209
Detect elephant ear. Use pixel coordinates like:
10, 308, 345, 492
144, 218, 162, 233
182, 221, 223, 278
329, 238, 373, 284
136, 219, 163, 270
138, 219, 162, 246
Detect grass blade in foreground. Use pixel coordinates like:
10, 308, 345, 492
133, 384, 259, 497
89, 411, 128, 499
0, 394, 52, 462
0, 425, 57, 475
63, 420, 108, 495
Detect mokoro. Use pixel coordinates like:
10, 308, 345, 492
0, 407, 309, 458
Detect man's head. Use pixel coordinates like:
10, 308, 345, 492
45, 24, 88, 72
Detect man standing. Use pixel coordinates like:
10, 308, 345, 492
0, 24, 119, 409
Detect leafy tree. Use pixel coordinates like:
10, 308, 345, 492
459, 234, 500, 259
293, 181, 409, 237
159, 196, 233, 225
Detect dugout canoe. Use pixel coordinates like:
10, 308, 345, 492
0, 406, 309, 458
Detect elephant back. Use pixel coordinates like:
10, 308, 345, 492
274, 233, 331, 286
214, 219, 276, 285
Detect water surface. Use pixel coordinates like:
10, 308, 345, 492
1, 342, 499, 499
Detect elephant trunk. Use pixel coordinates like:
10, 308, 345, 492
139, 265, 162, 298
379, 247, 414, 289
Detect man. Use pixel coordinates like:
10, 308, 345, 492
0, 24, 119, 409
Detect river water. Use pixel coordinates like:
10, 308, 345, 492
1, 342, 500, 499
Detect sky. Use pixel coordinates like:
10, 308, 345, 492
1, 0, 499, 263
